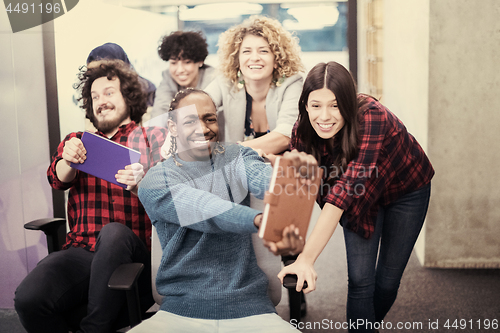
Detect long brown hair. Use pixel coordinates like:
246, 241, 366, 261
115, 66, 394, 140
296, 62, 360, 173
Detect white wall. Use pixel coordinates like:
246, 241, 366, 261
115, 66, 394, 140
0, 13, 52, 308
424, 0, 500, 267
377, 0, 500, 267
381, 0, 430, 263
382, 0, 430, 150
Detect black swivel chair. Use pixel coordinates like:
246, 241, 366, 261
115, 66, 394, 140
23, 218, 147, 331
24, 217, 306, 331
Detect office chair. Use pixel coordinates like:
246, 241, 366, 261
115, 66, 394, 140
24, 218, 147, 331
121, 223, 305, 323
24, 217, 305, 331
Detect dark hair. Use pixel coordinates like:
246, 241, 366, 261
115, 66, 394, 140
158, 31, 209, 64
86, 42, 131, 65
74, 59, 147, 125
297, 62, 360, 173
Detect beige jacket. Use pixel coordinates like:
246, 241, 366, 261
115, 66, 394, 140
204, 74, 304, 144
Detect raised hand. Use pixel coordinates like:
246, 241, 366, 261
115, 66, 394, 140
281, 149, 319, 185
62, 137, 87, 165
262, 224, 304, 256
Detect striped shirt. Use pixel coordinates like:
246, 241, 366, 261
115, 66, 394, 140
291, 95, 434, 239
47, 122, 167, 251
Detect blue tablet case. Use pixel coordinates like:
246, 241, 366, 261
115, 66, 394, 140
70, 131, 141, 188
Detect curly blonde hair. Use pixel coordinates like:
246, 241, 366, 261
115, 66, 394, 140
217, 15, 304, 88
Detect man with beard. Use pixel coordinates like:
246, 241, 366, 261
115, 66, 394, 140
14, 59, 167, 333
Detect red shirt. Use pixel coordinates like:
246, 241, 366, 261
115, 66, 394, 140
291, 95, 434, 239
47, 122, 167, 251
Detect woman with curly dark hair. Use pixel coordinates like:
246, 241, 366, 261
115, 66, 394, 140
150, 31, 216, 126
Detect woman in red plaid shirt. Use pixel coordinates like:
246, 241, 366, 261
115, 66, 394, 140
278, 62, 434, 332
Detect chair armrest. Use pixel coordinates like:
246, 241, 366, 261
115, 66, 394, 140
108, 263, 144, 328
283, 274, 308, 289
24, 218, 66, 232
24, 218, 67, 253
108, 263, 144, 291
282, 259, 308, 290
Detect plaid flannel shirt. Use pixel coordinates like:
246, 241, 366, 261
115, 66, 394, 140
47, 122, 167, 251
291, 95, 434, 239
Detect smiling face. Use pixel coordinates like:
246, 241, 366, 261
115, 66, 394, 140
168, 93, 218, 162
238, 34, 276, 84
91, 76, 130, 137
306, 88, 345, 139
169, 56, 203, 88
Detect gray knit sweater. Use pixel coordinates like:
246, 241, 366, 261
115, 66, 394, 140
138, 144, 276, 319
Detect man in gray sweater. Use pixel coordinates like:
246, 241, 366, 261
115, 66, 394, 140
134, 88, 315, 332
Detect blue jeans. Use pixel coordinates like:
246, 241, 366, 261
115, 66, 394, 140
14, 223, 153, 333
343, 183, 431, 333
